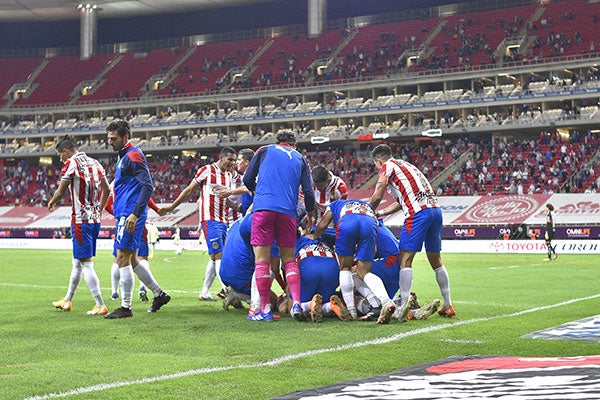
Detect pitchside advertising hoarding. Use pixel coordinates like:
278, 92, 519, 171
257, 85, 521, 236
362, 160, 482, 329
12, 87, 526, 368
0, 194, 598, 252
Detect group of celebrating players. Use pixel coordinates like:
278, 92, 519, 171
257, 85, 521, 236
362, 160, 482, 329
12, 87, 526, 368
49, 120, 455, 323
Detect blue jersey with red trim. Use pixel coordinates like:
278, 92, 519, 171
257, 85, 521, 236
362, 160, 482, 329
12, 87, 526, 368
243, 143, 315, 217
113, 141, 153, 218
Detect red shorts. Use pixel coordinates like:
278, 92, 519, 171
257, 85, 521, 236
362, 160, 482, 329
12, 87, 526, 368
250, 210, 297, 248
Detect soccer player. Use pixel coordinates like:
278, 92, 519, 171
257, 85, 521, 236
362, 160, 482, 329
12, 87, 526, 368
311, 165, 348, 222
312, 199, 396, 324
160, 147, 237, 301
369, 143, 455, 318
48, 135, 110, 316
104, 120, 170, 318
225, 148, 255, 223
242, 131, 315, 321
104, 192, 170, 312
544, 203, 558, 261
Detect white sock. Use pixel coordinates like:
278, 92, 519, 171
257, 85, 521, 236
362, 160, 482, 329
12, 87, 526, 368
363, 272, 391, 306
119, 265, 134, 309
352, 273, 380, 308
301, 301, 310, 314
81, 261, 104, 306
356, 297, 371, 314
110, 262, 120, 294
339, 270, 356, 314
322, 302, 332, 315
214, 259, 226, 290
64, 259, 82, 301
133, 259, 162, 296
399, 268, 413, 307
201, 259, 216, 294
434, 265, 452, 307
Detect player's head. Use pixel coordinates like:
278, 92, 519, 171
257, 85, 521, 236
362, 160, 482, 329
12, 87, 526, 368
311, 165, 331, 191
106, 120, 131, 152
56, 135, 77, 162
218, 146, 237, 170
276, 130, 297, 146
236, 148, 254, 174
546, 203, 554, 211
371, 144, 393, 167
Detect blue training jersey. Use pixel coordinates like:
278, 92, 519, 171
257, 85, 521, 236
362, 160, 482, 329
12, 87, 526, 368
113, 141, 153, 218
243, 142, 315, 217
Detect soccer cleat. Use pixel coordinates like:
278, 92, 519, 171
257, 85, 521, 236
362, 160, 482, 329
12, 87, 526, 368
553, 253, 558, 260
52, 298, 72, 312
103, 307, 133, 319
232, 299, 245, 309
247, 310, 275, 321
309, 293, 323, 323
408, 299, 441, 320
87, 304, 109, 315
393, 294, 416, 322
148, 292, 171, 313
216, 288, 226, 299
198, 292, 215, 301
290, 302, 304, 321
377, 301, 396, 324
222, 287, 235, 311
139, 287, 148, 302
438, 304, 456, 318
111, 292, 119, 300
357, 306, 381, 321
543, 258, 551, 262
329, 295, 353, 322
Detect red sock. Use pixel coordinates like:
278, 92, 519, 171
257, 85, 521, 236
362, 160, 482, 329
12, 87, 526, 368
284, 260, 301, 304
255, 261, 271, 313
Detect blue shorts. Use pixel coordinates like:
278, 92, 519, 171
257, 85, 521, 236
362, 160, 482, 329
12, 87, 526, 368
114, 215, 147, 252
299, 256, 339, 303
201, 220, 228, 255
371, 254, 400, 299
71, 223, 100, 259
335, 213, 377, 262
400, 207, 443, 253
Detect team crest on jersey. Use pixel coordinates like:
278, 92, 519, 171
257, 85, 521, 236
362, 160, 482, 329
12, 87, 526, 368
212, 241, 219, 250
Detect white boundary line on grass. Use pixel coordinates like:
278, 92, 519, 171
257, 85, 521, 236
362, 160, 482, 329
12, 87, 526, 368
22, 293, 600, 400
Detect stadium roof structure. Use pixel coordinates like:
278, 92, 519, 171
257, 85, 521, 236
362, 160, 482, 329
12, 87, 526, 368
0, 0, 274, 22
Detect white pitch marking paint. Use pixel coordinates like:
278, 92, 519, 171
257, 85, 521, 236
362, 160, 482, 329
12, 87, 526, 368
21, 293, 600, 400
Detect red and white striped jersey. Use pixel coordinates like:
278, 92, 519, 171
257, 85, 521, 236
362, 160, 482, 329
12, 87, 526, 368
61, 151, 106, 224
194, 162, 232, 223
227, 170, 243, 224
379, 158, 438, 217
314, 173, 349, 220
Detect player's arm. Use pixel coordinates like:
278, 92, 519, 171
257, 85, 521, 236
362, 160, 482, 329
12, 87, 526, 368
215, 185, 250, 198
242, 146, 267, 192
148, 197, 160, 213
126, 156, 154, 233
369, 173, 388, 209
98, 177, 110, 214
161, 179, 199, 214
375, 202, 402, 218
312, 209, 333, 238
47, 179, 70, 212
226, 198, 241, 212
300, 158, 316, 224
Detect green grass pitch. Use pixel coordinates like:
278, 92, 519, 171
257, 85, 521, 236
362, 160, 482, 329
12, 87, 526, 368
1, 249, 598, 399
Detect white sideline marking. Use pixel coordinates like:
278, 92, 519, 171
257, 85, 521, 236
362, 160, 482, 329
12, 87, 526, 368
21, 293, 600, 400
0, 282, 194, 294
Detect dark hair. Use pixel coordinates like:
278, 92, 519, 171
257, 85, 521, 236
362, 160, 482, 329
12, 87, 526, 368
56, 135, 77, 152
311, 165, 330, 183
371, 143, 392, 160
105, 120, 131, 137
239, 148, 254, 161
276, 131, 296, 145
219, 146, 236, 158
546, 203, 554, 211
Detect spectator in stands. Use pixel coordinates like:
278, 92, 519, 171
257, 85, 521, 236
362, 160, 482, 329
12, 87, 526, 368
369, 143, 455, 319
48, 135, 110, 316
